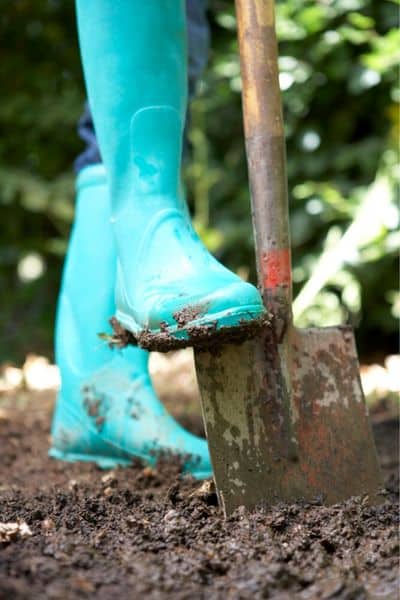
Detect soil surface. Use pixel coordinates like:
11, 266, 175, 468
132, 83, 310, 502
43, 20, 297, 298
0, 391, 398, 600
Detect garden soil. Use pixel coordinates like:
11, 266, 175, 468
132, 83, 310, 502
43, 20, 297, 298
0, 390, 398, 600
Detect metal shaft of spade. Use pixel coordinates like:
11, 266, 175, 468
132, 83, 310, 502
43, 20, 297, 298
236, 0, 292, 338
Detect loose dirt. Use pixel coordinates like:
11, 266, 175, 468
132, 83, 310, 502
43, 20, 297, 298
0, 391, 398, 600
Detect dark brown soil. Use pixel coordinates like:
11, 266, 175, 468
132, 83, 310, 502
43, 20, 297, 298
110, 314, 270, 352
0, 391, 398, 600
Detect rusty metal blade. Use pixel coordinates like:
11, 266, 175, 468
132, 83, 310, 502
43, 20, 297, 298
194, 325, 383, 516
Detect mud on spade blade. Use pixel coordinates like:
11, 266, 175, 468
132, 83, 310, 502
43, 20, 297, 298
194, 324, 383, 516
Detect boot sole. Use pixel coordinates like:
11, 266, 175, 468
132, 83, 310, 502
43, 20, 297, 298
49, 448, 212, 479
49, 447, 134, 469
49, 407, 212, 479
114, 305, 269, 352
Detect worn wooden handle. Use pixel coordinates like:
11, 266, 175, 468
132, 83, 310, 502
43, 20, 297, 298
235, 0, 292, 327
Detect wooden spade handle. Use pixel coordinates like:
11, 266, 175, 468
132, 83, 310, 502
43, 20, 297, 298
235, 0, 292, 328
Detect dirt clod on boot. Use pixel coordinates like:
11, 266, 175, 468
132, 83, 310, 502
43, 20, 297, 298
109, 314, 270, 353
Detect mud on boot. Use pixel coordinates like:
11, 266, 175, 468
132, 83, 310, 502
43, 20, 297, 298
49, 164, 212, 478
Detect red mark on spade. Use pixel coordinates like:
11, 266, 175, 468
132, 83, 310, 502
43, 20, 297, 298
261, 248, 291, 290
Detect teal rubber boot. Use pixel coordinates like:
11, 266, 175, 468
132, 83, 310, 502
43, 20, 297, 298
75, 1, 266, 350
49, 164, 212, 478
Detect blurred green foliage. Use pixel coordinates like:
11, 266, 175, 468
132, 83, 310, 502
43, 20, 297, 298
0, 0, 398, 362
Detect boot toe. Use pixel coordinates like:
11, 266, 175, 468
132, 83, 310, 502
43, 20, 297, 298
148, 278, 265, 333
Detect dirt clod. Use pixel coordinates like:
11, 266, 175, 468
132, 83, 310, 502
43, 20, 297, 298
173, 304, 208, 328
0, 521, 32, 544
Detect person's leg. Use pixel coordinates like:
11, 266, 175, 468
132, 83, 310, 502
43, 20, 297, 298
74, 103, 102, 173
75, 0, 264, 349
50, 164, 211, 476
187, 0, 210, 99
51, 1, 212, 474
